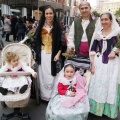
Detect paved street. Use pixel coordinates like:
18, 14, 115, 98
0, 36, 120, 120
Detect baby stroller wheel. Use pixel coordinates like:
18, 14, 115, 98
1, 102, 6, 108
34, 76, 40, 105
34, 63, 41, 105
21, 115, 31, 120
1, 114, 8, 120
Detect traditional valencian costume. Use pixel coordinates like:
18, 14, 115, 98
88, 13, 120, 118
38, 26, 55, 101
46, 70, 90, 120
37, 24, 65, 101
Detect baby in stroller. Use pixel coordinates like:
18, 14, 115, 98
46, 63, 89, 120
0, 51, 37, 95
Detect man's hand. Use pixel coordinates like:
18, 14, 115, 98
68, 47, 75, 53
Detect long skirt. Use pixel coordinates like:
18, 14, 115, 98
46, 93, 89, 120
88, 55, 120, 119
38, 50, 57, 101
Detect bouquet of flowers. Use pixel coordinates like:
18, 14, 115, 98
62, 52, 77, 58
20, 28, 36, 44
19, 28, 36, 60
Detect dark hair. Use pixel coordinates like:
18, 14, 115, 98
35, 5, 58, 43
18, 17, 23, 23
64, 63, 75, 71
100, 12, 112, 20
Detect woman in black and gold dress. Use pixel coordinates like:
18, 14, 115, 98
34, 5, 66, 101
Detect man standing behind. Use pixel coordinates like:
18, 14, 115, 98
67, 1, 96, 75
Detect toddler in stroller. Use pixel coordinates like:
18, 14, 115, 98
0, 43, 37, 120
46, 63, 89, 120
0, 51, 37, 95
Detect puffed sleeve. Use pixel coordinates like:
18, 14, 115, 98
89, 39, 98, 56
21, 62, 36, 76
67, 21, 75, 49
58, 82, 67, 95
0, 64, 8, 72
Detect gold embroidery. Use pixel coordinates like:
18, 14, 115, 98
41, 28, 52, 54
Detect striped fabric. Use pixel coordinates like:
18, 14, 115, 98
65, 55, 91, 70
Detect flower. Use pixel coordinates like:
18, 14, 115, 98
20, 28, 36, 44
62, 52, 77, 58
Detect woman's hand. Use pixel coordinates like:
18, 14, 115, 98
91, 63, 95, 75
108, 51, 116, 59
32, 72, 37, 79
54, 54, 60, 61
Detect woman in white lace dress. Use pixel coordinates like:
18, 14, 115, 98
88, 12, 120, 119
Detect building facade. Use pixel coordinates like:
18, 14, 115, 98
97, 0, 120, 14
102, 1, 120, 14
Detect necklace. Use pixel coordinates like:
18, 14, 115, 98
45, 21, 52, 28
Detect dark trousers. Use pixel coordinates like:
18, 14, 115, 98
18, 33, 25, 41
2, 31, 6, 38
13, 32, 17, 41
5, 32, 10, 41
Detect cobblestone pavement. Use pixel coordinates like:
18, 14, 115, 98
0, 35, 120, 120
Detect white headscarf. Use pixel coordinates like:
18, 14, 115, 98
90, 12, 120, 53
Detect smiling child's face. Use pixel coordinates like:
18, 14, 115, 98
64, 66, 75, 79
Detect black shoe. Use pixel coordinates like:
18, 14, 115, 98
19, 85, 28, 94
0, 87, 8, 95
5, 40, 11, 42
7, 40, 11, 42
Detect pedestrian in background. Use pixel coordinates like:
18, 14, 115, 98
15, 17, 26, 41
4, 14, 11, 42
11, 14, 18, 41
34, 5, 66, 101
0, 16, 4, 50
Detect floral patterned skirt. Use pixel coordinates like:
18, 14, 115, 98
89, 84, 120, 119
46, 94, 90, 120
88, 55, 120, 119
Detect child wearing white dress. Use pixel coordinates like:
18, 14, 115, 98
0, 52, 37, 95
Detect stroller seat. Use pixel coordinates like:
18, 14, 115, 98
0, 43, 33, 120
0, 73, 31, 102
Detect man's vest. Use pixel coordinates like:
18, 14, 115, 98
74, 17, 96, 51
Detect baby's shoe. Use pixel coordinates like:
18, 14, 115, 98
0, 87, 8, 95
19, 85, 28, 94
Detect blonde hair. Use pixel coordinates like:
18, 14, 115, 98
5, 52, 19, 63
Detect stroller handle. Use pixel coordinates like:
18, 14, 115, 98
19, 36, 29, 44
0, 72, 31, 76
